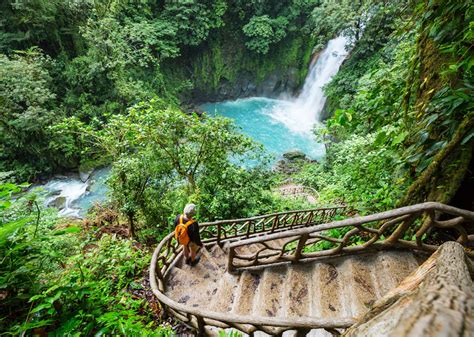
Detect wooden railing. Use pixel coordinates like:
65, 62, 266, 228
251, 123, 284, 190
199, 206, 349, 245
227, 202, 474, 272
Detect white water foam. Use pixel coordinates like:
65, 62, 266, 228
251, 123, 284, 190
44, 178, 88, 217
268, 35, 349, 134
42, 167, 110, 217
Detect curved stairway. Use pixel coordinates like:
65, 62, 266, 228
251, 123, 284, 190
165, 241, 424, 336
150, 203, 474, 336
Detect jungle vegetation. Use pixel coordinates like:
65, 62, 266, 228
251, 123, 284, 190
1, 0, 472, 335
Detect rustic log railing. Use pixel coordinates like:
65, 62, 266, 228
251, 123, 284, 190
227, 202, 474, 272
149, 202, 474, 336
199, 206, 348, 246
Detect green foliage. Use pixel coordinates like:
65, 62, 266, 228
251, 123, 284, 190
328, 36, 416, 136
81, 16, 180, 70
308, 0, 366, 48
160, 0, 227, 47
219, 329, 243, 337
402, 0, 474, 175
23, 235, 168, 336
0, 49, 72, 180
0, 182, 172, 335
0, 183, 68, 333
242, 15, 288, 54
198, 164, 277, 220
0, 0, 90, 54
296, 133, 408, 212
61, 98, 277, 237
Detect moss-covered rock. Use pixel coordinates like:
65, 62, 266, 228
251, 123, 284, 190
163, 33, 315, 103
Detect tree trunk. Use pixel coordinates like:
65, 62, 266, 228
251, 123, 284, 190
343, 242, 473, 337
127, 212, 136, 239
187, 173, 197, 195
398, 114, 474, 207
398, 1, 473, 208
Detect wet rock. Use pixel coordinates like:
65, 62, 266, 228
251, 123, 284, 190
79, 169, 93, 183
187, 66, 302, 104
48, 196, 67, 210
283, 150, 307, 161
47, 189, 61, 197
275, 151, 315, 175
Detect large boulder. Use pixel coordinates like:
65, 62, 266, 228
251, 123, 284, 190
275, 151, 314, 174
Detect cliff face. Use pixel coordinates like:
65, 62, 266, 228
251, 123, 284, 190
190, 67, 301, 102
163, 34, 315, 104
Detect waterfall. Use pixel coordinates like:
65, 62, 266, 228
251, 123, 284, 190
268, 35, 349, 134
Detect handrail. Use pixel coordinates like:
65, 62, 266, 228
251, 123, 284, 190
197, 205, 349, 246
226, 202, 474, 272
199, 205, 346, 226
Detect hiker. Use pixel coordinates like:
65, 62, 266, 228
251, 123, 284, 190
174, 203, 203, 266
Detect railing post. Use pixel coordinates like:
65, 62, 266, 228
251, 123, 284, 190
386, 212, 420, 244
294, 233, 309, 262
295, 328, 311, 337
227, 246, 236, 273
217, 224, 222, 247
196, 315, 205, 336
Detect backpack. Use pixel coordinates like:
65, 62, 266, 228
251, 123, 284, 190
174, 215, 195, 245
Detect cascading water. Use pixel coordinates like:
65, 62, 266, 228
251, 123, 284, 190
202, 35, 349, 159
268, 35, 349, 134
42, 167, 110, 218
44, 179, 89, 217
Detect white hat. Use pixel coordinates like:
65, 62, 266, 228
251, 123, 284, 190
184, 203, 196, 218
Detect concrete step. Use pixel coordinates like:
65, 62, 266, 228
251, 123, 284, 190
313, 260, 349, 318
165, 267, 219, 308
209, 272, 241, 313
343, 255, 378, 318
285, 264, 313, 318
373, 251, 420, 297
339, 256, 376, 317
164, 243, 426, 333
232, 270, 262, 315
179, 247, 222, 280
254, 266, 286, 317
208, 244, 227, 269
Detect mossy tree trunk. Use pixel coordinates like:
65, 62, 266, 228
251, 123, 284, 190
399, 116, 473, 206
398, 0, 473, 208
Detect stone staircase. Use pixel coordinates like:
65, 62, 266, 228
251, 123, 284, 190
165, 240, 425, 336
